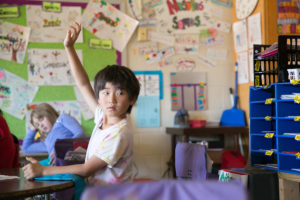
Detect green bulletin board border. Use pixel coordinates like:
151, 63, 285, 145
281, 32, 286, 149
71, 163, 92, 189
0, 2, 119, 138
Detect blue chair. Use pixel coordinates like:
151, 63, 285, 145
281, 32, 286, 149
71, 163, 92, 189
81, 179, 248, 200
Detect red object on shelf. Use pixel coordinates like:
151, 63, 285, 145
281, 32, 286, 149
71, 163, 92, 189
189, 120, 206, 128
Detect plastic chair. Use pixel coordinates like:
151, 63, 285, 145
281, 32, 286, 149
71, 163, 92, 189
53, 137, 89, 200
175, 142, 207, 180
81, 179, 248, 200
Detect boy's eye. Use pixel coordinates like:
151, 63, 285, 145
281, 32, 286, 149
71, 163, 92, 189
102, 91, 109, 95
116, 90, 123, 96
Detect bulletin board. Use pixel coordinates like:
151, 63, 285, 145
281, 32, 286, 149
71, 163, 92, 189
0, 0, 123, 139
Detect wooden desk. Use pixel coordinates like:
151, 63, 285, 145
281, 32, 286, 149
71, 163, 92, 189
278, 172, 300, 200
166, 126, 249, 177
0, 168, 74, 200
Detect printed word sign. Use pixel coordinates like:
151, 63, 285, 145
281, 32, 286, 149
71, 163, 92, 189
0, 6, 19, 18
42, 2, 61, 12
89, 38, 112, 49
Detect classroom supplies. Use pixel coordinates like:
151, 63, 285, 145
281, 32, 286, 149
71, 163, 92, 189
220, 63, 246, 126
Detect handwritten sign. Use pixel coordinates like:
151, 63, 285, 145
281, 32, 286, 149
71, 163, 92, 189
0, 6, 19, 18
42, 2, 61, 12
296, 152, 300, 159
265, 150, 273, 156
295, 135, 300, 141
89, 38, 112, 49
290, 80, 300, 85
264, 133, 274, 138
265, 98, 273, 104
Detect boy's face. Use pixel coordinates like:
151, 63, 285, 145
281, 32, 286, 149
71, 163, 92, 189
98, 82, 135, 119
32, 116, 53, 134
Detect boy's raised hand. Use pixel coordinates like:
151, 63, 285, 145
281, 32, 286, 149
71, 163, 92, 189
22, 157, 44, 179
64, 22, 81, 48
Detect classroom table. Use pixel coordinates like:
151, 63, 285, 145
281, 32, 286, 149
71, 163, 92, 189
0, 168, 74, 200
166, 126, 249, 177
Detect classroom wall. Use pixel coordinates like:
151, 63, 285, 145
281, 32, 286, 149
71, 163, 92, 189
1, 0, 235, 179
126, 2, 235, 179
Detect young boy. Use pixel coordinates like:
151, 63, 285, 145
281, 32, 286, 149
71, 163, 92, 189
23, 22, 140, 186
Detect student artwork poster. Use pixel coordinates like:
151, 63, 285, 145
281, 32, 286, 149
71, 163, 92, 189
27, 49, 83, 86
0, 67, 38, 119
0, 20, 30, 64
81, 0, 139, 52
26, 5, 83, 43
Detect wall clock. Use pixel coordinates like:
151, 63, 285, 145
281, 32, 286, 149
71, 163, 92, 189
236, 0, 258, 19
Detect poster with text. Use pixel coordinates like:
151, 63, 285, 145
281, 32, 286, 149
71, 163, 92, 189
26, 5, 82, 43
0, 21, 30, 64
27, 49, 82, 85
155, 0, 213, 34
247, 13, 262, 49
81, 0, 139, 51
0, 67, 38, 119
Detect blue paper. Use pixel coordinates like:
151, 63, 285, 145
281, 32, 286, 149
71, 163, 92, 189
136, 96, 160, 127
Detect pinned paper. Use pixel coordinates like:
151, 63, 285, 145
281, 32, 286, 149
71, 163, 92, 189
145, 47, 174, 64
233, 20, 248, 52
148, 31, 175, 45
26, 5, 82, 42
0, 6, 19, 18
0, 20, 31, 64
176, 59, 195, 71
198, 55, 216, 68
89, 38, 112, 49
174, 34, 199, 54
42, 2, 61, 12
81, 0, 138, 52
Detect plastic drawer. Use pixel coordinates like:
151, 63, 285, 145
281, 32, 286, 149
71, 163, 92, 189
250, 87, 274, 101
250, 119, 276, 133
275, 83, 300, 99
277, 101, 300, 117
278, 154, 300, 175
277, 119, 300, 135
250, 102, 275, 118
251, 135, 276, 151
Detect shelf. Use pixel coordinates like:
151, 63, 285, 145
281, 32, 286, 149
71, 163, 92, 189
250, 82, 300, 175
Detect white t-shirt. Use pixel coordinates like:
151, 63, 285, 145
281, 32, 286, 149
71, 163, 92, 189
85, 107, 134, 185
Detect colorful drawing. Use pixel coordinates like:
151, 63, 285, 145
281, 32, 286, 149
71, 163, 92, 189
0, 67, 38, 119
0, 20, 30, 64
26, 101, 82, 131
156, 0, 212, 34
26, 5, 82, 42
81, 0, 139, 51
145, 47, 175, 64
174, 34, 199, 54
170, 72, 207, 111
27, 49, 83, 85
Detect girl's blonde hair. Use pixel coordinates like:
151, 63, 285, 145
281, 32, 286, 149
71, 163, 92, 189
30, 103, 59, 127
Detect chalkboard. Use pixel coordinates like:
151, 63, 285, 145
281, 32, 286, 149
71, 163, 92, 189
0, 1, 121, 138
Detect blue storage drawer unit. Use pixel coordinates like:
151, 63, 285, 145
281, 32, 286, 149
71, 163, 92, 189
249, 82, 300, 175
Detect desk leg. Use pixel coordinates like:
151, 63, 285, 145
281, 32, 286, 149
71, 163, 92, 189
171, 135, 176, 178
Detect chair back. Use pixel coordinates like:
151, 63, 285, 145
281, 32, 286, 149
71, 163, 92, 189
175, 142, 207, 180
81, 179, 248, 200
54, 137, 89, 166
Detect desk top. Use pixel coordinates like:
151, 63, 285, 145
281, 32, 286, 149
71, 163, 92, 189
0, 168, 74, 200
166, 126, 249, 136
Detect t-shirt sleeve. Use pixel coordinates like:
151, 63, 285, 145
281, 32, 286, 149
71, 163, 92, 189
94, 128, 129, 167
94, 106, 103, 125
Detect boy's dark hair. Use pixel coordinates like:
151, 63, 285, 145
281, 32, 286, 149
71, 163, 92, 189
94, 65, 140, 114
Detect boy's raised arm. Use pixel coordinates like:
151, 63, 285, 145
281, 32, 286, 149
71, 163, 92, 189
64, 22, 98, 112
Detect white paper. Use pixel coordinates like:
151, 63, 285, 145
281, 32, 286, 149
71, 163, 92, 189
233, 20, 248, 53
0, 20, 31, 64
81, 0, 139, 52
247, 13, 262, 48
26, 5, 83, 43
236, 51, 249, 84
28, 49, 82, 86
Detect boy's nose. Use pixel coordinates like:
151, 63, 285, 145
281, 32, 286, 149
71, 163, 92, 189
109, 94, 117, 103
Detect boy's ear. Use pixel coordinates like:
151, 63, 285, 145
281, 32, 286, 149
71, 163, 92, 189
130, 96, 138, 105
